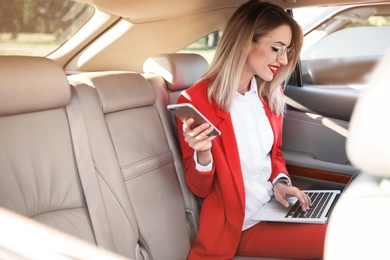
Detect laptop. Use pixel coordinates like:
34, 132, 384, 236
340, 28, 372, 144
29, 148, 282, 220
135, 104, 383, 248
252, 170, 363, 224
252, 190, 341, 224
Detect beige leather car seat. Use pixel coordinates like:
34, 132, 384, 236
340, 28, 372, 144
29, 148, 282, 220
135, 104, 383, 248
324, 52, 390, 259
143, 53, 209, 241
69, 71, 192, 260
143, 53, 209, 147
0, 56, 141, 259
143, 53, 209, 106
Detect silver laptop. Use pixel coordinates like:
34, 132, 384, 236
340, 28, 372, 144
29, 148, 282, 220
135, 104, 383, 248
252, 190, 341, 224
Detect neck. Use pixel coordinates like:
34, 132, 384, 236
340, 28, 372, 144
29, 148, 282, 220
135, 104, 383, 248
238, 78, 251, 95
238, 69, 254, 94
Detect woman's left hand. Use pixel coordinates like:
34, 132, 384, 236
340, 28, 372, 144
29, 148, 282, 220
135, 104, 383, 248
273, 183, 311, 212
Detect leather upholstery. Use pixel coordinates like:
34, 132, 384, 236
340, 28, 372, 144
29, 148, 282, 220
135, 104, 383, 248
0, 56, 70, 116
0, 57, 140, 259
143, 53, 209, 91
0, 56, 93, 243
143, 53, 209, 139
70, 71, 192, 260
143, 54, 209, 243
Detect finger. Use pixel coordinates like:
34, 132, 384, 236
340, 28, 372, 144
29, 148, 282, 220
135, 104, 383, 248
280, 197, 290, 208
305, 193, 312, 207
195, 125, 215, 140
183, 121, 211, 146
188, 123, 211, 138
296, 192, 311, 212
187, 125, 213, 143
275, 193, 290, 208
182, 118, 195, 133
186, 133, 214, 152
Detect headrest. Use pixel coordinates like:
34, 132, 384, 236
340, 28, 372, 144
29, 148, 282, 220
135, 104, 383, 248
69, 72, 155, 114
347, 52, 390, 177
0, 56, 70, 116
143, 53, 209, 91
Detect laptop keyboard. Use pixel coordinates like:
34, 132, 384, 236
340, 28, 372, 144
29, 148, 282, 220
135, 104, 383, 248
285, 191, 332, 219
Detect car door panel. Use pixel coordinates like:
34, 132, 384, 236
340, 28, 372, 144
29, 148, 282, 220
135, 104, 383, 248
284, 84, 359, 121
282, 84, 361, 188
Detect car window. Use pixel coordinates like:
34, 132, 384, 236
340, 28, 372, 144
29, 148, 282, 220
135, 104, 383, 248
295, 5, 390, 86
178, 31, 221, 64
301, 26, 390, 60
0, 0, 94, 56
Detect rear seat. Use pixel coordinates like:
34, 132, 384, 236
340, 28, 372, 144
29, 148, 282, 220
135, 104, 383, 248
0, 56, 141, 259
69, 71, 192, 259
0, 55, 287, 259
143, 53, 209, 238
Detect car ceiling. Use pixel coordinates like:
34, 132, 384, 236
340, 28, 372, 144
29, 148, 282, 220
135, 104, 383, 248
59, 0, 390, 73
82, 0, 389, 22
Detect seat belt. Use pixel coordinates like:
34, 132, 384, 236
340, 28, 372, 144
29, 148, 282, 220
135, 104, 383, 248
65, 87, 116, 252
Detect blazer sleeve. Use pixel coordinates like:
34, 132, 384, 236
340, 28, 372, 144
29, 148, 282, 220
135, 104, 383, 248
176, 93, 215, 198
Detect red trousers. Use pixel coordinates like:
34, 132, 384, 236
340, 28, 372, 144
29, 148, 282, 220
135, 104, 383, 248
236, 221, 327, 259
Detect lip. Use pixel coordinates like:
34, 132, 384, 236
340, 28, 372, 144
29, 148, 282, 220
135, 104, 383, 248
269, 65, 280, 75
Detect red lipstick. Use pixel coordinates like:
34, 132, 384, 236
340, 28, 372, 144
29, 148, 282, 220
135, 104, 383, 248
269, 65, 280, 75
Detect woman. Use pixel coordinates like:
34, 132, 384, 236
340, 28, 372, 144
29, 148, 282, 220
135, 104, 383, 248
176, 1, 326, 259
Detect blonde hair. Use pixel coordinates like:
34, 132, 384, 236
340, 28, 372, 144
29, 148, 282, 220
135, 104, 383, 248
199, 1, 303, 115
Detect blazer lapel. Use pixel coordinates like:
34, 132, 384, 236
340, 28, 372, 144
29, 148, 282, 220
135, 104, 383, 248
262, 98, 279, 153
215, 108, 246, 210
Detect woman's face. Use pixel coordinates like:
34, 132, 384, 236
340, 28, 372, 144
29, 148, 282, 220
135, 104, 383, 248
244, 24, 292, 82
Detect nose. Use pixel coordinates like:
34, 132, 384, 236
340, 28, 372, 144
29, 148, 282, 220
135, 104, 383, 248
277, 52, 288, 65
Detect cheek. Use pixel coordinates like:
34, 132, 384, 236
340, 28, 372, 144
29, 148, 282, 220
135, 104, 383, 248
249, 48, 273, 65
245, 50, 276, 81
247, 52, 268, 72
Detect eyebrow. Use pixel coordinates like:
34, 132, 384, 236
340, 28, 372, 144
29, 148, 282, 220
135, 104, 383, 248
272, 41, 288, 46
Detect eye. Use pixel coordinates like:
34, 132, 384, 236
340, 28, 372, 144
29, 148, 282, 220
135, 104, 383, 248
271, 46, 280, 52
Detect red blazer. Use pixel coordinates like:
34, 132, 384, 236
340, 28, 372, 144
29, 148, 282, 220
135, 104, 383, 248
177, 79, 289, 259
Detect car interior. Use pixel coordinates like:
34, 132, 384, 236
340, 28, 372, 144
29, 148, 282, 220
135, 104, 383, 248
0, 0, 389, 259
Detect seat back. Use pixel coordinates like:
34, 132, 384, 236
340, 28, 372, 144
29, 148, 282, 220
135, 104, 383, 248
143, 53, 209, 138
0, 56, 93, 241
143, 53, 209, 238
324, 53, 390, 259
0, 56, 140, 259
69, 71, 192, 260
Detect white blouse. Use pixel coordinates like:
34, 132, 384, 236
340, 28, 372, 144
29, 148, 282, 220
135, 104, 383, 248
230, 77, 273, 230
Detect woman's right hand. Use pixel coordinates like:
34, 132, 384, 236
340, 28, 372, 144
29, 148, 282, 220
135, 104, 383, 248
182, 118, 215, 166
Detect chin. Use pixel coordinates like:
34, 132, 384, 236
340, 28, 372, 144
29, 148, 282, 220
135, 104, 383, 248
259, 75, 274, 82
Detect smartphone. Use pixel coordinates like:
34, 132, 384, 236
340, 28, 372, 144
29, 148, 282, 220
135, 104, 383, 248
167, 103, 221, 136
